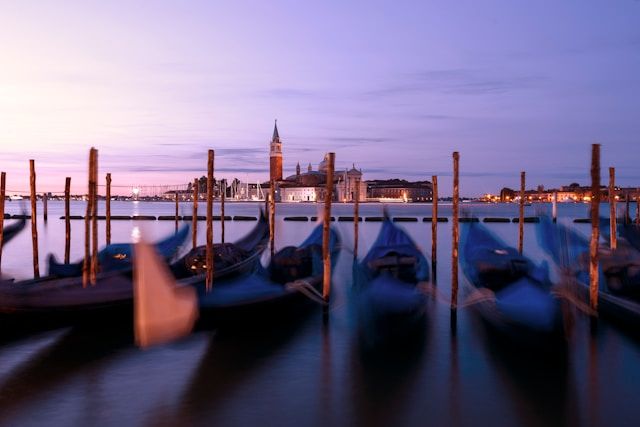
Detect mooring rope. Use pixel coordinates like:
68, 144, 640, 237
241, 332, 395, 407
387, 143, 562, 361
551, 281, 597, 317
285, 279, 328, 306
417, 282, 496, 308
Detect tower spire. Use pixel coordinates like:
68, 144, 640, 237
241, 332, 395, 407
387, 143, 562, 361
269, 120, 283, 182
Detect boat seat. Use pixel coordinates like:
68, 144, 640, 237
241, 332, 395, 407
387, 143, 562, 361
473, 247, 531, 291
183, 243, 248, 275
368, 255, 418, 283
270, 246, 314, 284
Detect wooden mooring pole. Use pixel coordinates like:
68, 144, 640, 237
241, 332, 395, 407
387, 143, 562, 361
90, 149, 98, 285
609, 167, 616, 250
322, 153, 335, 302
221, 179, 226, 244
269, 180, 276, 259
625, 190, 630, 225
106, 173, 112, 245
354, 178, 360, 260
552, 191, 558, 223
431, 175, 438, 282
518, 171, 525, 255
64, 177, 71, 264
590, 144, 601, 311
43, 192, 48, 222
637, 191, 640, 225
192, 178, 198, 250
451, 152, 459, 310
175, 189, 179, 233
29, 160, 40, 278
0, 172, 5, 272
205, 150, 214, 291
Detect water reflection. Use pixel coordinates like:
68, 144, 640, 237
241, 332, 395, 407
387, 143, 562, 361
0, 326, 132, 422
164, 308, 316, 425
348, 305, 431, 427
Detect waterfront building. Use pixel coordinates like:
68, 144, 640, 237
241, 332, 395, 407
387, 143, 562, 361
367, 179, 432, 202
335, 165, 367, 202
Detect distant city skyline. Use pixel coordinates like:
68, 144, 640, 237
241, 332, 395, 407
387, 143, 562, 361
1, 1, 639, 196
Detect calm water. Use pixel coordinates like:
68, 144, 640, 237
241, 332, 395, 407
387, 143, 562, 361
0, 201, 639, 426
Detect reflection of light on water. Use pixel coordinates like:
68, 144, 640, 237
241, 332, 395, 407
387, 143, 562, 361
131, 226, 141, 243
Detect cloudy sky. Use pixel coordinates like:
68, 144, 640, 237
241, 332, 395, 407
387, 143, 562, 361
1, 1, 639, 196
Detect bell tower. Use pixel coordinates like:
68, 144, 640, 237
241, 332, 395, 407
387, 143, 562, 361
269, 120, 283, 182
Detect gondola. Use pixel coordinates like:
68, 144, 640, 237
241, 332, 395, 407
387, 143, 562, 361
461, 219, 564, 349
1, 216, 27, 246
616, 221, 640, 253
170, 211, 269, 280
352, 217, 429, 348
48, 223, 191, 277
187, 222, 341, 328
0, 213, 269, 335
537, 215, 640, 328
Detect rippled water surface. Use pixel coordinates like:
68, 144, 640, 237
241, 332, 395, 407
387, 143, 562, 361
0, 201, 639, 426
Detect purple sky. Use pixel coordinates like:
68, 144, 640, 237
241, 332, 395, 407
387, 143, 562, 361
1, 1, 639, 196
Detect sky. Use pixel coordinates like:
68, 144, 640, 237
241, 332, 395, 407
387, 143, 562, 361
1, 0, 639, 196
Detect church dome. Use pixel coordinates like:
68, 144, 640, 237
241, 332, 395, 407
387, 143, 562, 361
318, 155, 328, 173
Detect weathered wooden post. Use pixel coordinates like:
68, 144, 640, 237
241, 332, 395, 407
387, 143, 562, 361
323, 152, 335, 302
221, 179, 226, 244
269, 180, 276, 259
192, 178, 198, 250
625, 190, 630, 225
90, 149, 99, 285
354, 178, 360, 260
552, 191, 558, 223
451, 153, 460, 310
106, 173, 112, 245
518, 171, 525, 254
590, 144, 601, 311
64, 177, 71, 263
431, 175, 438, 282
82, 148, 97, 286
43, 192, 48, 222
609, 167, 616, 250
29, 160, 40, 278
175, 189, 179, 233
0, 172, 5, 271
205, 150, 214, 291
